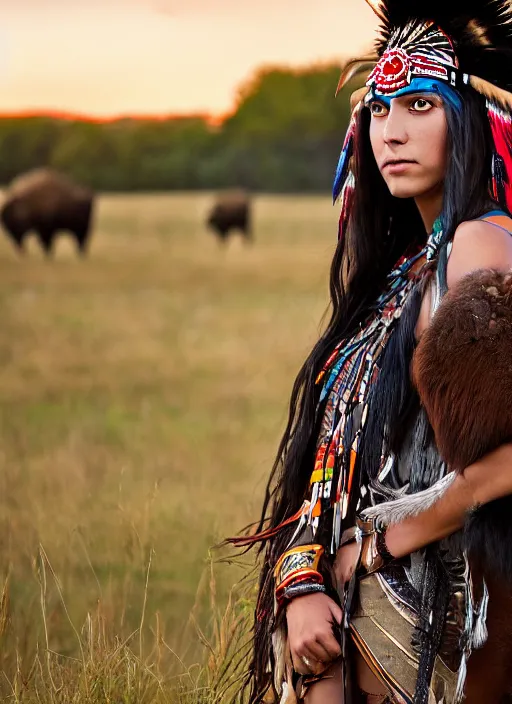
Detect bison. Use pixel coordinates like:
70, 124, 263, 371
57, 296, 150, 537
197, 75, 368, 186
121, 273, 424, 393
1, 168, 95, 256
207, 190, 252, 244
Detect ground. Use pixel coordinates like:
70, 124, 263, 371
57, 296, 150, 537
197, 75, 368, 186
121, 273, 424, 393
0, 191, 338, 700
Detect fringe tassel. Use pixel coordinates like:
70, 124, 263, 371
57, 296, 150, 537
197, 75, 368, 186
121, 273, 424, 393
454, 553, 474, 703
272, 623, 287, 697
454, 652, 467, 704
279, 683, 290, 704
472, 579, 489, 649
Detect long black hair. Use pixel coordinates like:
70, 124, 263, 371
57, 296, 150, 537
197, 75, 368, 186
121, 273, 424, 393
247, 85, 498, 702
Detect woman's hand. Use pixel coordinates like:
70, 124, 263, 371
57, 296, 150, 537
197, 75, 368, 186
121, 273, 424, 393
286, 592, 342, 675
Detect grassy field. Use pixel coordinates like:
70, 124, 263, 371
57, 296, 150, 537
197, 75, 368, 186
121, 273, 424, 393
0, 192, 338, 701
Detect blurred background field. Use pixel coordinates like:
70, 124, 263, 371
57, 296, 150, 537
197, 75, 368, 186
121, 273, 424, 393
0, 191, 338, 700
0, 1, 377, 699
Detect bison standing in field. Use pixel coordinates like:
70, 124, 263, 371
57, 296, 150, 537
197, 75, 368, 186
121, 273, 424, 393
1, 168, 95, 256
207, 190, 252, 244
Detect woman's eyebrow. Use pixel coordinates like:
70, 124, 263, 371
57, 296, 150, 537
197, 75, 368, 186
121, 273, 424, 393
366, 95, 388, 105
400, 92, 429, 98
400, 92, 440, 101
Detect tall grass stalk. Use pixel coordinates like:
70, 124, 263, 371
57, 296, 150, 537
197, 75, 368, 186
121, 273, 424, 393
0, 550, 253, 703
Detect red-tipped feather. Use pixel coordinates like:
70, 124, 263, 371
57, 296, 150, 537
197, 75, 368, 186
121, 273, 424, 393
226, 504, 307, 547
488, 104, 512, 213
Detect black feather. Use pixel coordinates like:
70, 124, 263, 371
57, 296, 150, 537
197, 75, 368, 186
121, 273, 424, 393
372, 0, 512, 92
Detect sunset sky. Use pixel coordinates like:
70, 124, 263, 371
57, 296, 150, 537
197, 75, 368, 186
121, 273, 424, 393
0, 0, 377, 118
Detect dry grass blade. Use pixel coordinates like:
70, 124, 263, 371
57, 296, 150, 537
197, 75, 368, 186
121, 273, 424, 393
139, 549, 154, 659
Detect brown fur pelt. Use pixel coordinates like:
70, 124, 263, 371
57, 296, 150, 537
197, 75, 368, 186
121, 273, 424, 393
413, 268, 512, 473
413, 268, 512, 580
412, 269, 512, 704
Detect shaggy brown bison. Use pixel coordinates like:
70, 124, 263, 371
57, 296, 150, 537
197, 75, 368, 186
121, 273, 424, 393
207, 191, 252, 243
1, 168, 94, 256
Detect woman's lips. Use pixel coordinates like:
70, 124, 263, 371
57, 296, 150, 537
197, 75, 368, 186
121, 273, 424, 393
383, 160, 416, 174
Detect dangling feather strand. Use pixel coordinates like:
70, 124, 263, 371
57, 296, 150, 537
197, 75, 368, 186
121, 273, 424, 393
469, 75, 512, 112
336, 58, 377, 96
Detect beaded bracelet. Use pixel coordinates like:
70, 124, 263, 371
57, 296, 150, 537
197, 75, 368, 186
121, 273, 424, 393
274, 544, 324, 604
281, 582, 326, 601
376, 527, 395, 564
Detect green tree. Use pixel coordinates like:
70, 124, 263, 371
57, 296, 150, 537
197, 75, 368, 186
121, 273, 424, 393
0, 63, 357, 193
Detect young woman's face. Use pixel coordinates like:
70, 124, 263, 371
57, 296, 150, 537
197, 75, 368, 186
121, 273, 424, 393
369, 92, 448, 199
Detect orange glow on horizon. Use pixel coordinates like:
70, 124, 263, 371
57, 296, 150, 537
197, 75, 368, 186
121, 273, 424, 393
0, 108, 226, 125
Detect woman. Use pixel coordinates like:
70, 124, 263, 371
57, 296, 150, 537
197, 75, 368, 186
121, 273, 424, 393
232, 2, 512, 702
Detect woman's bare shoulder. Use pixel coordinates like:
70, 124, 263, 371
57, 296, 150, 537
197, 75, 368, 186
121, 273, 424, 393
448, 216, 512, 289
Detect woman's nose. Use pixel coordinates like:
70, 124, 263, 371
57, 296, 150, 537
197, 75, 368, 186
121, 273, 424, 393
383, 104, 408, 145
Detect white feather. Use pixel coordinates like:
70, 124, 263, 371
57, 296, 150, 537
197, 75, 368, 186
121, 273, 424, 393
361, 473, 456, 526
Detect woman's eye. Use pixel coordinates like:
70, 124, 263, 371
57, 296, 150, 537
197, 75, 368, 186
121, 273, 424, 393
370, 102, 388, 117
411, 98, 433, 112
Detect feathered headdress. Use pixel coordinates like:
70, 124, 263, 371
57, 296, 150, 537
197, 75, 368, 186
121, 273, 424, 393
333, 0, 512, 216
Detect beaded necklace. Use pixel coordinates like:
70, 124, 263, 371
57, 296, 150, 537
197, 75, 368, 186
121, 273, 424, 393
301, 219, 443, 553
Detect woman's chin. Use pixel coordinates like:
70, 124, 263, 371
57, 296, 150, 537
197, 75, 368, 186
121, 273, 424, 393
385, 176, 442, 200
387, 182, 428, 199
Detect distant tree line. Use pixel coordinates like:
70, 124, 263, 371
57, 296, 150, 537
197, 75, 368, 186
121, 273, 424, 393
0, 64, 356, 193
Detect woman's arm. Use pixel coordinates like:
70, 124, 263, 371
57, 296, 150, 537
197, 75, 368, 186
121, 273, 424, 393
385, 443, 512, 559
392, 219, 512, 558
447, 218, 512, 288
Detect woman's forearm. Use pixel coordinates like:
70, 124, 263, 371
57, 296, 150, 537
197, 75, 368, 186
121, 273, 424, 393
465, 443, 512, 506
384, 472, 472, 558
385, 443, 512, 559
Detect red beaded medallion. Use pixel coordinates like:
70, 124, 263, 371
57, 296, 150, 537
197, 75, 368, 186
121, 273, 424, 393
368, 48, 412, 93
